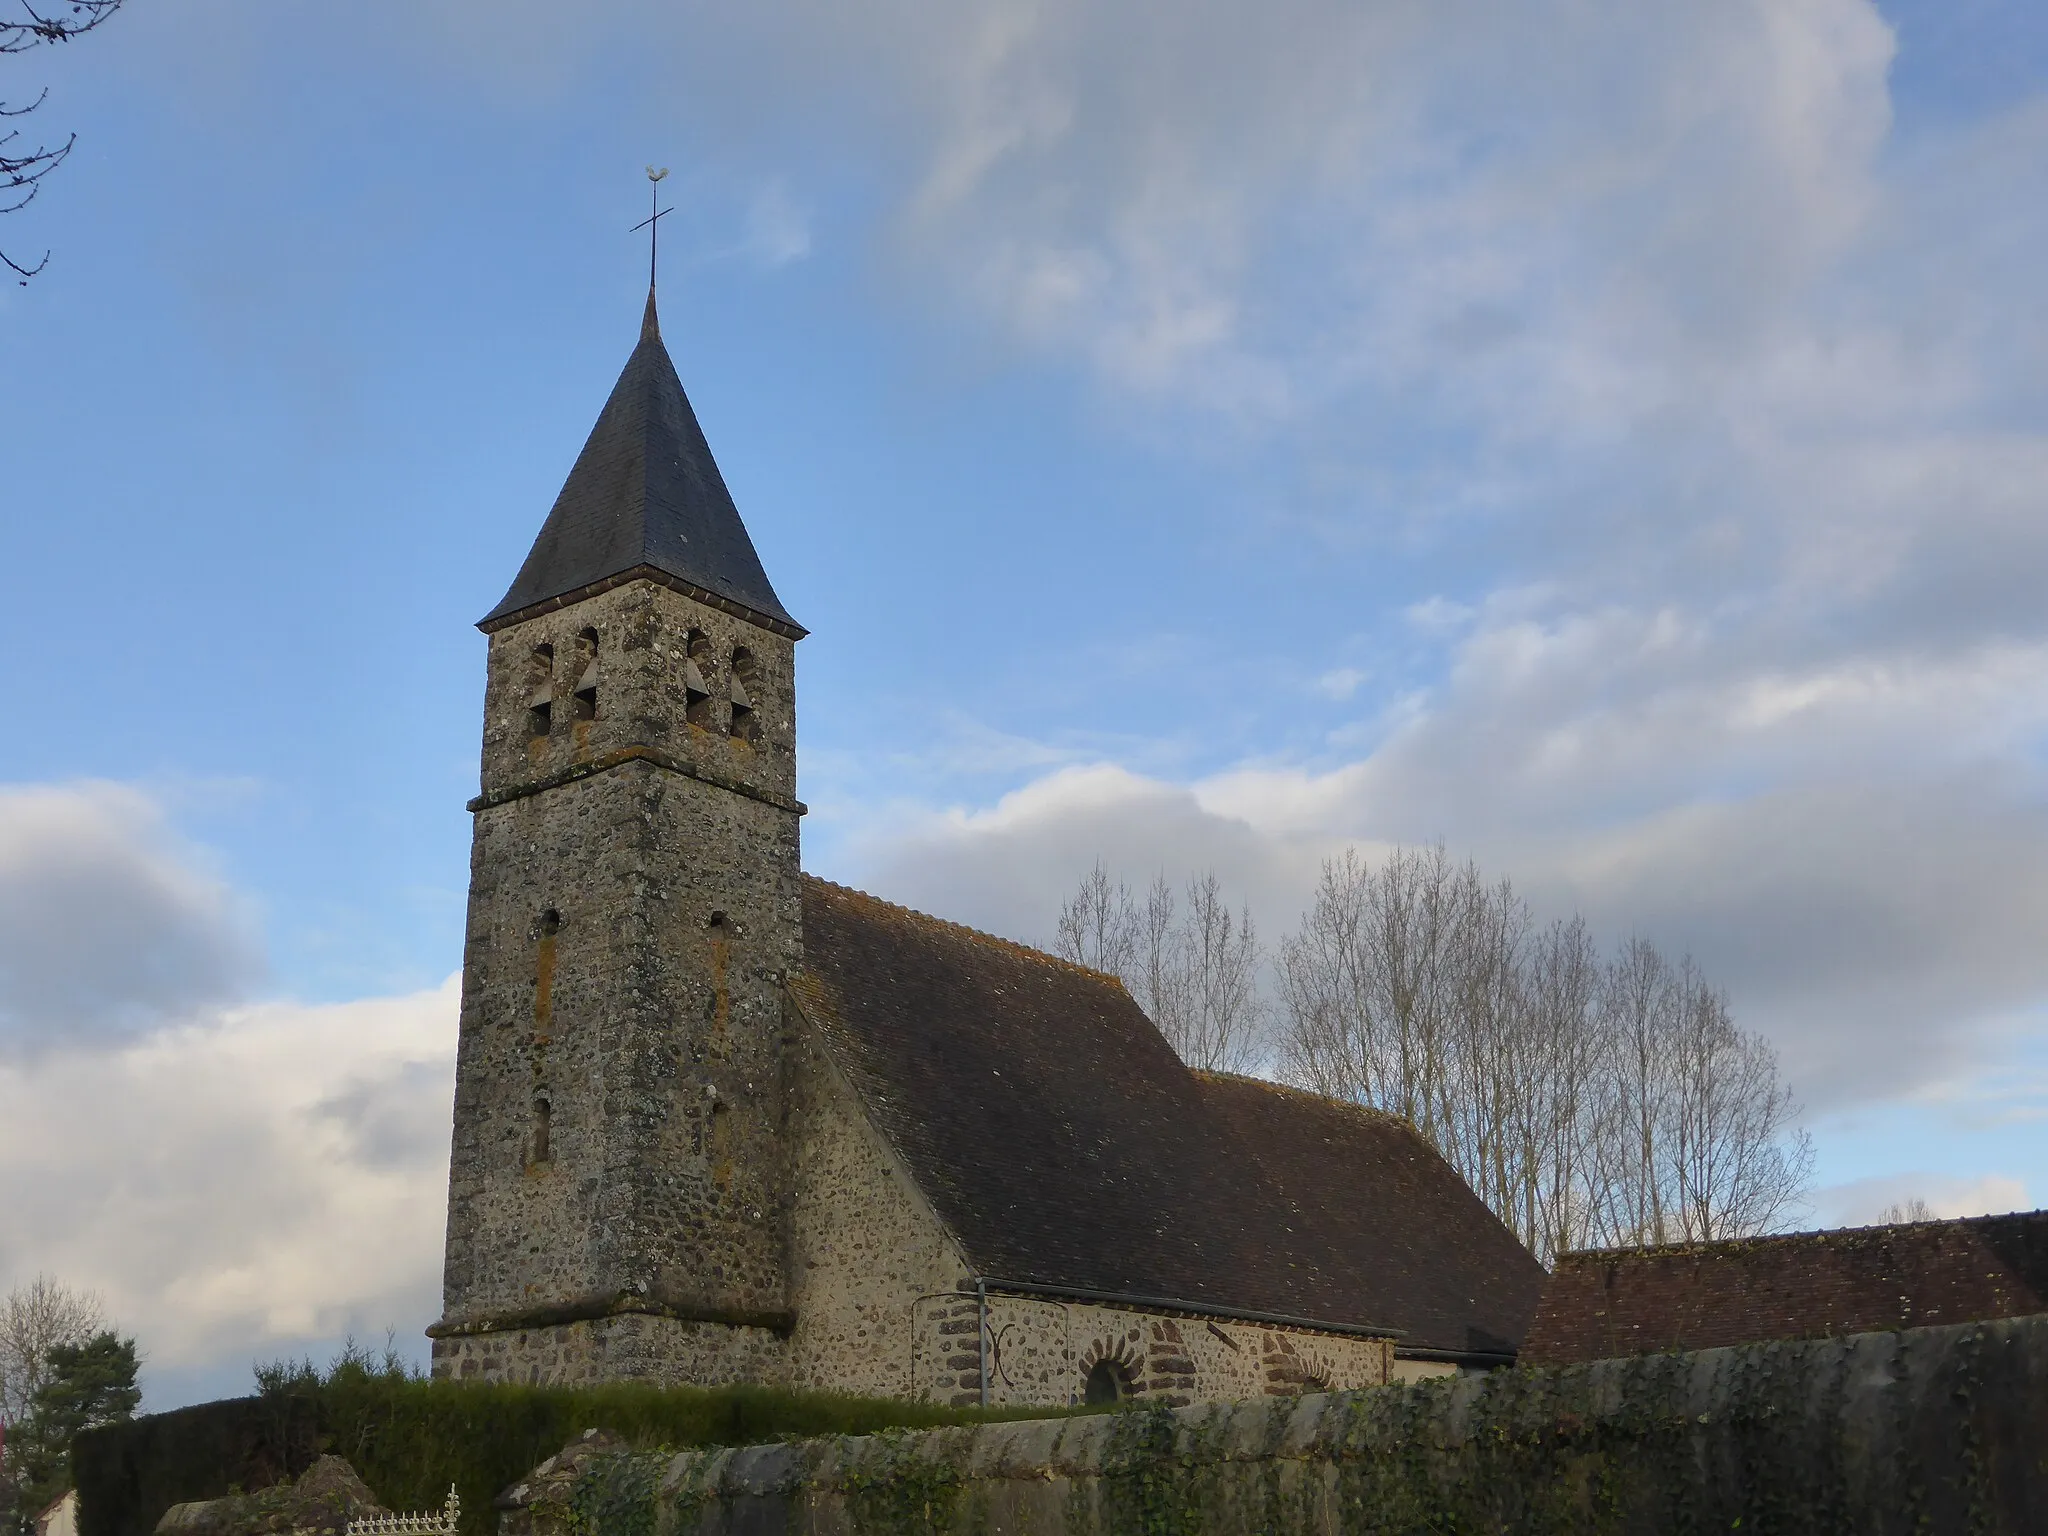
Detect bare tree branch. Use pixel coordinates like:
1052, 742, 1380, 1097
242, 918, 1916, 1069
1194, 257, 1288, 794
1055, 861, 1138, 979
1055, 865, 1266, 1072
2, 0, 123, 281
1064, 845, 1814, 1264
0, 1, 124, 55
1174, 872, 1265, 1074
0, 1275, 105, 1427
1271, 845, 1814, 1265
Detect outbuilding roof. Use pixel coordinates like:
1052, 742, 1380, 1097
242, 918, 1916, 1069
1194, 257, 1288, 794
481, 291, 801, 636
790, 876, 1547, 1360
1521, 1209, 2048, 1365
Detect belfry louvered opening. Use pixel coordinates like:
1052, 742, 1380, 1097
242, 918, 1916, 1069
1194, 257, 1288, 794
572, 629, 599, 721
526, 644, 554, 739
683, 629, 715, 728
728, 646, 759, 744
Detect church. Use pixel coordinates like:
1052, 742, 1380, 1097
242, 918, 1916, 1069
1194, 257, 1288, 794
426, 283, 1545, 1408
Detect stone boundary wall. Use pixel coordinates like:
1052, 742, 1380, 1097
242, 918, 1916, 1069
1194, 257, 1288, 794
500, 1314, 2048, 1536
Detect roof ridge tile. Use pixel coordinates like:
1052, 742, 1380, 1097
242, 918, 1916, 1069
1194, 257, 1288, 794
1191, 1070, 1410, 1128
1551, 1207, 2048, 1266
798, 873, 1128, 988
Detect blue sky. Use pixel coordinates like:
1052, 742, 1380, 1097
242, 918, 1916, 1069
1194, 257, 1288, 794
2, 0, 2046, 1408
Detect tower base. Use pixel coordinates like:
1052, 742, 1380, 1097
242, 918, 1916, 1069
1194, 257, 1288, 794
430, 1313, 789, 1389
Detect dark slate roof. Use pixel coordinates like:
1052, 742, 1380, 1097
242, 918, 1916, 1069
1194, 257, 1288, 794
791, 877, 1547, 1358
1522, 1210, 2048, 1366
481, 291, 801, 636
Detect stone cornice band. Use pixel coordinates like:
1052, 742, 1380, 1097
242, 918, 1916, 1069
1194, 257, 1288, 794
478, 565, 807, 641
470, 744, 807, 817
428, 1293, 797, 1340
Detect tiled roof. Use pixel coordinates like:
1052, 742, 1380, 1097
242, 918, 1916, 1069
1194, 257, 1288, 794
481, 291, 800, 635
1192, 1073, 1546, 1360
1521, 1210, 2048, 1365
791, 877, 1547, 1359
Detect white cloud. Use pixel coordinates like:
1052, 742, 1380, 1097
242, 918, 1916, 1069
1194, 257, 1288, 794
1402, 600, 1472, 638
852, 763, 1309, 941
0, 783, 259, 1053
0, 781, 456, 1402
840, 0, 1906, 429
432, 0, 2048, 1174
0, 978, 458, 1385
1312, 667, 1368, 702
846, 658, 2048, 1114
741, 180, 812, 267
1812, 1173, 2032, 1229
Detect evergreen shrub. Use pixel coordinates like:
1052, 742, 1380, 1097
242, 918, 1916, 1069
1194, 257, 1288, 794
73, 1346, 1074, 1536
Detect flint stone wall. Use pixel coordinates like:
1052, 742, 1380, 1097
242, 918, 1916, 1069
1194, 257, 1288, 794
430, 1312, 787, 1390
438, 578, 803, 1387
501, 1315, 2048, 1536
436, 983, 1394, 1403
911, 1294, 1392, 1408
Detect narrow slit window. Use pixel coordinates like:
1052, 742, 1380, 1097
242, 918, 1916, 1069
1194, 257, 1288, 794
708, 911, 731, 1036
534, 909, 561, 1031
531, 1095, 552, 1166
526, 644, 554, 739
572, 628, 599, 722
683, 631, 714, 729
728, 647, 759, 744
709, 1100, 733, 1187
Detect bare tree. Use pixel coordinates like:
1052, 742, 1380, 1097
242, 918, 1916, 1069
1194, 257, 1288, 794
0, 1275, 104, 1426
1271, 848, 1374, 1106
1055, 861, 1137, 978
1504, 916, 1605, 1262
1659, 964, 1813, 1242
1130, 875, 1185, 1036
1877, 1198, 1937, 1224
1055, 866, 1265, 1072
1273, 845, 1814, 1264
3, 0, 123, 281
1172, 873, 1264, 1074
1587, 938, 1679, 1249
1278, 846, 1522, 1167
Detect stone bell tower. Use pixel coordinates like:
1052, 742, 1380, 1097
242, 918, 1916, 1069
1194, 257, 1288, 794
430, 288, 805, 1386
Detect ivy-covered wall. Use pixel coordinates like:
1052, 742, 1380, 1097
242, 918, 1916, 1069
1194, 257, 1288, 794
503, 1314, 2048, 1536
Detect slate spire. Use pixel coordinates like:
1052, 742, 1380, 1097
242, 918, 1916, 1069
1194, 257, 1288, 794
480, 288, 802, 636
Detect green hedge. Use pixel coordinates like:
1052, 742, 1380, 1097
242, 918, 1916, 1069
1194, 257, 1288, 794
74, 1365, 1074, 1536
71, 1394, 322, 1536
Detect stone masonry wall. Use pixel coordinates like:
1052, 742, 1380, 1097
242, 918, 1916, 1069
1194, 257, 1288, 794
437, 578, 802, 1384
430, 1312, 785, 1388
500, 1314, 2048, 1536
784, 1030, 970, 1399
912, 1295, 1390, 1408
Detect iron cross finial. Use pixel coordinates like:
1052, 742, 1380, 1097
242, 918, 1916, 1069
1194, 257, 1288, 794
632, 166, 673, 290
